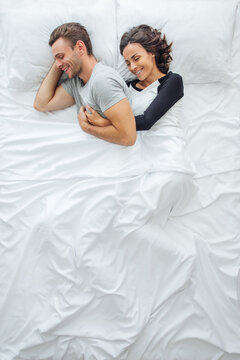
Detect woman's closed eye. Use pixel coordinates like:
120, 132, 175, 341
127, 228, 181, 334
126, 58, 140, 68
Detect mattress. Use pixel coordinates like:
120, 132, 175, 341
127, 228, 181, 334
0, 0, 240, 359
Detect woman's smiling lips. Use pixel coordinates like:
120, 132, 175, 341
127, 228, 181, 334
135, 68, 143, 76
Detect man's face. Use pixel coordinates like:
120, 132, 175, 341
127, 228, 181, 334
52, 37, 82, 78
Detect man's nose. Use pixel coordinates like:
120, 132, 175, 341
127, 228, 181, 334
56, 59, 63, 69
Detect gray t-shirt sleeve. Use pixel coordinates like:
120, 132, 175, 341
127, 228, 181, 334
92, 73, 128, 113
61, 78, 74, 97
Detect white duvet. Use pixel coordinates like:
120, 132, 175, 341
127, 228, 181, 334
0, 0, 240, 359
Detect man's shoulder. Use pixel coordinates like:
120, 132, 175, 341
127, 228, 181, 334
92, 62, 125, 83
61, 75, 83, 90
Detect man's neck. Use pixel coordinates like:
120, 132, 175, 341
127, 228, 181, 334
78, 56, 98, 84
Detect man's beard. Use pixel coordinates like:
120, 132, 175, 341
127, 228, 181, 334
70, 53, 82, 78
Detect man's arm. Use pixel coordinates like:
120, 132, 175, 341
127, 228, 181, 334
34, 62, 75, 112
78, 98, 136, 146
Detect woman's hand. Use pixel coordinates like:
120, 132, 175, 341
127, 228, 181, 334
78, 106, 90, 133
85, 105, 111, 127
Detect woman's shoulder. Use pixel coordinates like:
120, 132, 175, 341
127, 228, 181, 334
157, 71, 184, 99
159, 71, 183, 85
126, 71, 183, 91
158, 72, 183, 95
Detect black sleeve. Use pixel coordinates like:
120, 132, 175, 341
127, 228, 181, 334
135, 73, 184, 131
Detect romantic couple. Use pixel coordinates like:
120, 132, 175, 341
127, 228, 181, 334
34, 22, 183, 146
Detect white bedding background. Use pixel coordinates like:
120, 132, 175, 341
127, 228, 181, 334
0, 0, 240, 359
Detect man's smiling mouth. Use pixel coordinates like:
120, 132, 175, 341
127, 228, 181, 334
63, 65, 70, 73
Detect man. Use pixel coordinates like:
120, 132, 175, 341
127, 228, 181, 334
34, 22, 136, 146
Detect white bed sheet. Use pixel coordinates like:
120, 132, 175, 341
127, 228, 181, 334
0, 1, 240, 359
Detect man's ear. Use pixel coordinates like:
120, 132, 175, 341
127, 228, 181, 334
75, 40, 86, 55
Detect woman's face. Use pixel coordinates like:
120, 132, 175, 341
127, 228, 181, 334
123, 42, 156, 81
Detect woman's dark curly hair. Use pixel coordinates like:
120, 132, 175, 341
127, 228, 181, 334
120, 24, 173, 74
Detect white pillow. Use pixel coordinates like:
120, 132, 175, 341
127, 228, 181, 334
116, 0, 237, 84
0, 0, 118, 91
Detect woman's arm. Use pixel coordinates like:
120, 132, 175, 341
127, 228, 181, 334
78, 99, 136, 146
84, 105, 111, 126
135, 73, 183, 130
83, 73, 183, 130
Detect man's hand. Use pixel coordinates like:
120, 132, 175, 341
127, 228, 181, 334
34, 62, 75, 112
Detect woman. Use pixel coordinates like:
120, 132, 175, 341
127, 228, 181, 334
82, 24, 183, 132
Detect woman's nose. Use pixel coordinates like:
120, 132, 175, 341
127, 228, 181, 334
129, 62, 137, 72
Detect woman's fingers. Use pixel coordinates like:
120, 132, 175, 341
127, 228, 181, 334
85, 107, 95, 121
86, 105, 95, 114
79, 106, 86, 119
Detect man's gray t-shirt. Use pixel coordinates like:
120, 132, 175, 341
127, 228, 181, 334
61, 62, 129, 117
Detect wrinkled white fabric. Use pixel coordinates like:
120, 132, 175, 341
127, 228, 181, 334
0, 1, 240, 359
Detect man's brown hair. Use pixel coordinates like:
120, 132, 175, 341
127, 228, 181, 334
49, 22, 93, 56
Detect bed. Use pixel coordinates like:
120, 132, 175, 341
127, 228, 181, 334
0, 0, 240, 359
